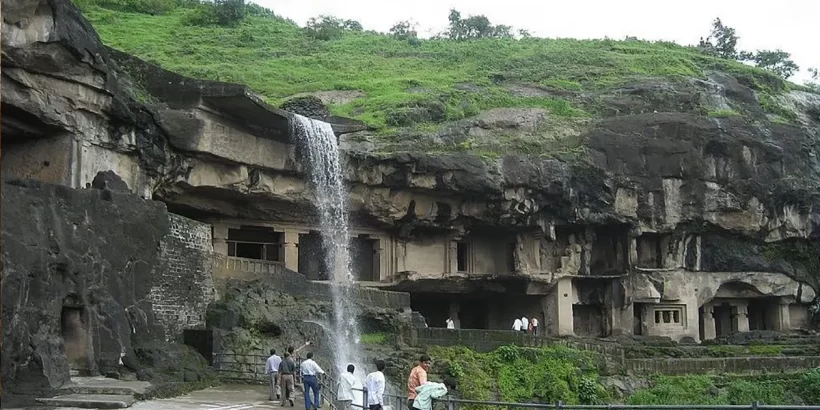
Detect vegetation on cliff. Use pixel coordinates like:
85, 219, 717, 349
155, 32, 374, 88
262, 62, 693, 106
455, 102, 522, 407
430, 345, 610, 406
428, 345, 820, 406
76, 0, 812, 138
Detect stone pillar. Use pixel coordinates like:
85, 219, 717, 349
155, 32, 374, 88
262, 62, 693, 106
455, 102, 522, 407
702, 304, 716, 341
283, 230, 300, 272
374, 238, 386, 282
628, 237, 638, 269
777, 300, 791, 330
732, 302, 749, 333
556, 277, 574, 336
212, 223, 229, 255
447, 240, 458, 274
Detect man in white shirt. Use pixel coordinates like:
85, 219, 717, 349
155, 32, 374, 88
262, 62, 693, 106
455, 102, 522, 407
264, 349, 282, 401
531, 316, 539, 336
365, 360, 386, 410
512, 317, 522, 331
520, 316, 529, 333
445, 318, 454, 329
337, 364, 360, 410
300, 352, 325, 410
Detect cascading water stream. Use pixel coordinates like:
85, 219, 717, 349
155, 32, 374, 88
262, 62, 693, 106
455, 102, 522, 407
290, 114, 362, 373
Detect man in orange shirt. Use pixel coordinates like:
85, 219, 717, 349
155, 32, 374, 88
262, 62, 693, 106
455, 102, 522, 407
407, 354, 432, 409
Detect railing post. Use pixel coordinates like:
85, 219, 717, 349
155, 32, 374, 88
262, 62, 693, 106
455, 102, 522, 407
447, 395, 455, 410
363, 387, 369, 410
555, 400, 564, 410
752, 401, 759, 410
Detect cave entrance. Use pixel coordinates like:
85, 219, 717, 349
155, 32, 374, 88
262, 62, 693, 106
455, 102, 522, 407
748, 298, 779, 331
572, 304, 606, 337
61, 299, 90, 373
350, 235, 380, 282
298, 231, 329, 280
713, 303, 733, 336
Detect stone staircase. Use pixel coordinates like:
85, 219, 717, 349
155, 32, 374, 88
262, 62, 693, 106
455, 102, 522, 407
36, 376, 150, 409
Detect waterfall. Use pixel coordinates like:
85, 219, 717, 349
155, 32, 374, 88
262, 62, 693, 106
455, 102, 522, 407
290, 114, 362, 373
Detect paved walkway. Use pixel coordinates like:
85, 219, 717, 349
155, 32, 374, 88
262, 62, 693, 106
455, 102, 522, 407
7, 384, 297, 410
128, 384, 285, 410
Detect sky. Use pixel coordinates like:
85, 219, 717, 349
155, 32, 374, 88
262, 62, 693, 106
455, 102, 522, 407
259, 0, 819, 84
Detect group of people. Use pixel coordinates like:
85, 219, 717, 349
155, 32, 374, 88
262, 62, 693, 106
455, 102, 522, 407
264, 342, 387, 410
266, 348, 446, 410
264, 342, 312, 407
512, 315, 539, 335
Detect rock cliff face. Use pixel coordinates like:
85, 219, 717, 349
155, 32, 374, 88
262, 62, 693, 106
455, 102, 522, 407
3, 0, 820, 365
0, 180, 214, 397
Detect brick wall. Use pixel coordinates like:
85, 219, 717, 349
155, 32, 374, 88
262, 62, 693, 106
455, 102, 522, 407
149, 213, 217, 342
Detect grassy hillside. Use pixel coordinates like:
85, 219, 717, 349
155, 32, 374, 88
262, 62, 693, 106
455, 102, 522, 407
77, 1, 792, 134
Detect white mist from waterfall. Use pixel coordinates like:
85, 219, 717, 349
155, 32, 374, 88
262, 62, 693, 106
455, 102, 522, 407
290, 114, 362, 375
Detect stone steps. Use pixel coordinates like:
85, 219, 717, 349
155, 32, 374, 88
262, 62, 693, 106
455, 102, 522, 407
36, 394, 137, 409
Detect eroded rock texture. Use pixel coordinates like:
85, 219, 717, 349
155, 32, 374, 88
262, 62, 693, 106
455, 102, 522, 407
0, 180, 214, 396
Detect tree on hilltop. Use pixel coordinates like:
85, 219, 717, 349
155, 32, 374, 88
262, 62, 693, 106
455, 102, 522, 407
698, 18, 739, 59
740, 49, 800, 79
446, 9, 513, 40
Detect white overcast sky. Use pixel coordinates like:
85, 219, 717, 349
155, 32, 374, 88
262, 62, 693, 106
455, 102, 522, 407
259, 0, 819, 84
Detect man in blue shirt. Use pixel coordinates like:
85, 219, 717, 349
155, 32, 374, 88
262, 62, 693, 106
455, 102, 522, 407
265, 349, 282, 401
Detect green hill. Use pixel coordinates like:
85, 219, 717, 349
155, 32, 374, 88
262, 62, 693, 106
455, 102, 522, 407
76, 0, 794, 135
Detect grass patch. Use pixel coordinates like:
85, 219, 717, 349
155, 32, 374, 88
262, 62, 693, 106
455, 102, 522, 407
359, 332, 389, 345
76, 2, 789, 133
627, 375, 800, 405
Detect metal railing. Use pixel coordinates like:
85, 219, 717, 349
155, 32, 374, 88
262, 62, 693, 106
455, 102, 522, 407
379, 394, 820, 410
318, 372, 369, 410
310, 365, 820, 410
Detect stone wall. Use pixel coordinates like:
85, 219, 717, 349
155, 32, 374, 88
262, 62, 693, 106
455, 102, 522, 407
625, 356, 820, 375
214, 254, 411, 310
149, 213, 217, 342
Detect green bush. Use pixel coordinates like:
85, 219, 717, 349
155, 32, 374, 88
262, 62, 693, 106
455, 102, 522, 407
726, 380, 785, 405
797, 367, 820, 404
627, 376, 724, 405
430, 345, 608, 408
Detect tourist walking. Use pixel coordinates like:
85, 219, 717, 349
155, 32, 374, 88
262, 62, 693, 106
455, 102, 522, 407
520, 316, 529, 333
279, 352, 297, 407
445, 317, 455, 329
265, 349, 282, 400
531, 316, 539, 336
365, 360, 386, 410
337, 364, 359, 410
512, 317, 522, 332
300, 352, 326, 410
407, 354, 431, 409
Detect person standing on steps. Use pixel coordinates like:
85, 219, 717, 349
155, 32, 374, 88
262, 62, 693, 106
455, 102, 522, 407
300, 352, 326, 410
445, 317, 455, 329
279, 352, 298, 407
337, 364, 360, 410
407, 354, 431, 409
365, 360, 386, 410
531, 315, 539, 336
521, 316, 529, 333
265, 349, 282, 401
